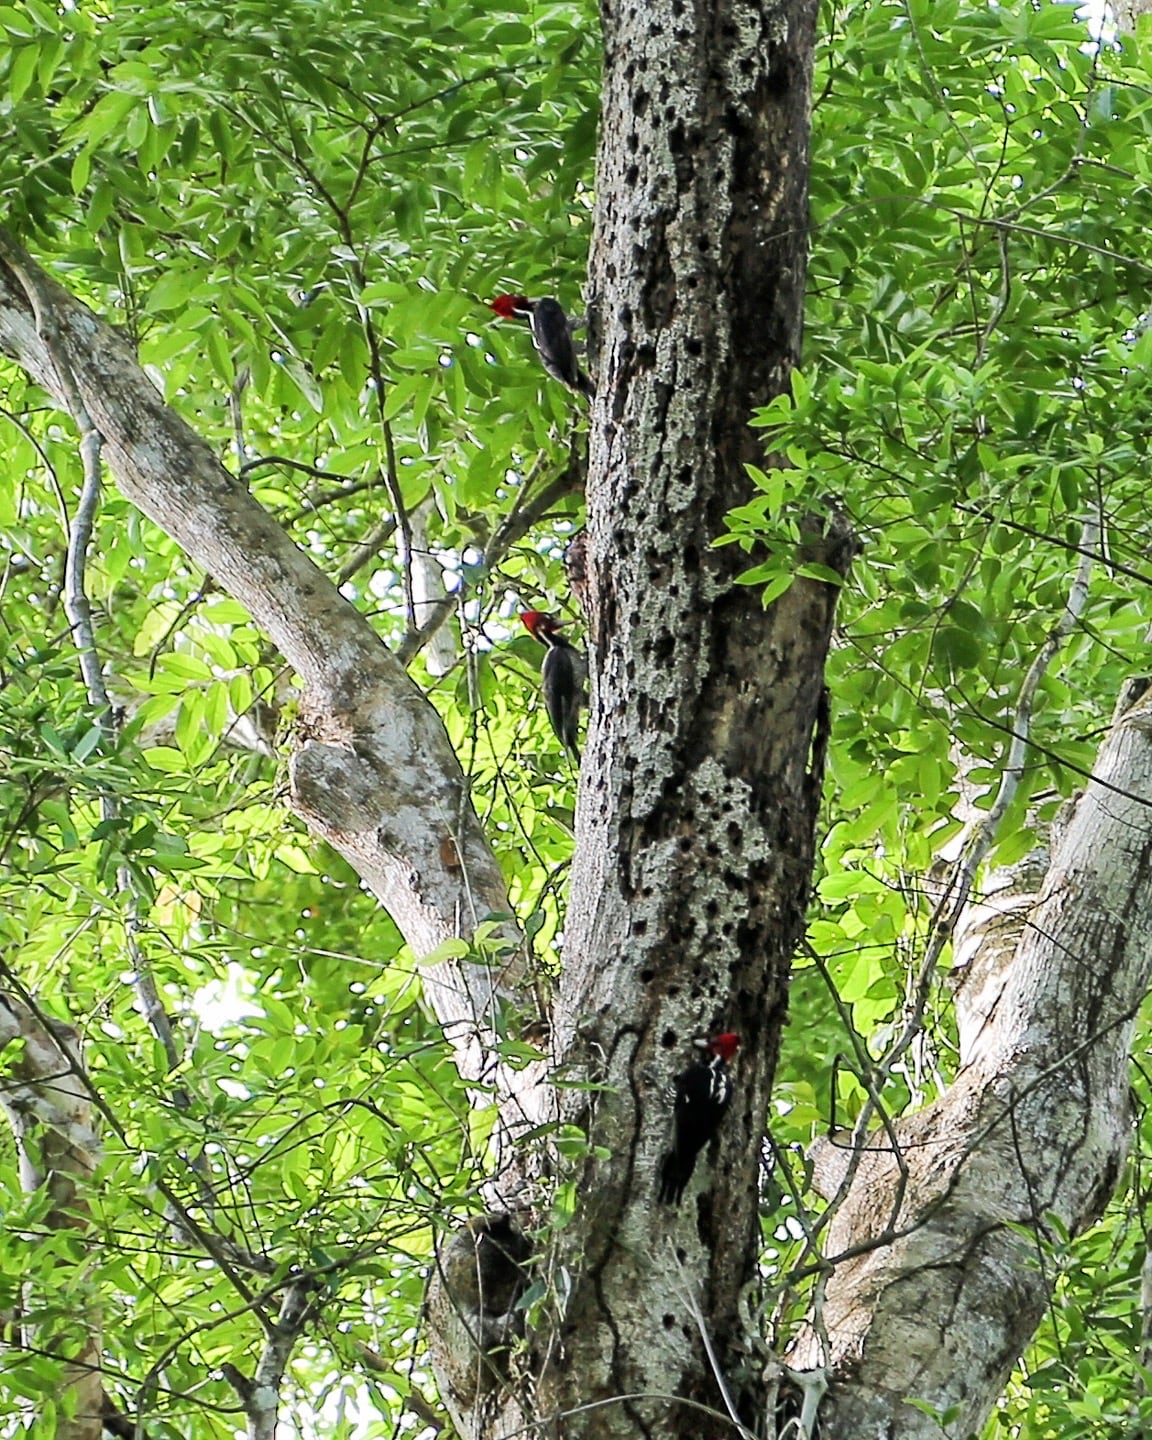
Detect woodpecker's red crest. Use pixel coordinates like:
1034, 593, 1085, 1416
489, 293, 532, 319
708, 1033, 741, 1063
520, 609, 564, 640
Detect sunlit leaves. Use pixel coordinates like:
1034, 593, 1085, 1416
730, 7, 1152, 1428
0, 0, 597, 1429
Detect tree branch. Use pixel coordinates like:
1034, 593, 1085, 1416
397, 446, 583, 666
0, 228, 526, 1111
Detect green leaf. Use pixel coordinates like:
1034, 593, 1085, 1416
934, 626, 982, 671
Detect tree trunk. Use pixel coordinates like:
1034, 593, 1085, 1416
0, 997, 102, 1440
531, 0, 841, 1435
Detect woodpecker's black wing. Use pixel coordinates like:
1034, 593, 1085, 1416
540, 640, 583, 760
657, 1058, 733, 1206
528, 298, 594, 401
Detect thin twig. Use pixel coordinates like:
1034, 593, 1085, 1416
396, 447, 583, 665
666, 1242, 756, 1440
230, 366, 250, 469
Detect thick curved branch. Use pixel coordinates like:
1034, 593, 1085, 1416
0, 231, 522, 1084
792, 680, 1152, 1436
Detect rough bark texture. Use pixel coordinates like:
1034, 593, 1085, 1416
9, 5, 1148, 1434
792, 685, 1152, 1437
0, 237, 524, 1103
527, 0, 835, 1435
425, 1215, 533, 1438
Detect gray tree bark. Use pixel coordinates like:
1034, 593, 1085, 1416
791, 681, 1152, 1437
533, 0, 840, 1436
0, 996, 102, 1440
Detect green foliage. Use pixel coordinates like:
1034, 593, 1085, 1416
737, 5, 1152, 1435
3, 0, 1152, 1433
0, 0, 595, 1431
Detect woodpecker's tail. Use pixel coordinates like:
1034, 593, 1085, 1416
657, 1149, 694, 1206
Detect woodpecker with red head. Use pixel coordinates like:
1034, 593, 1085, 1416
658, 1033, 741, 1205
521, 610, 585, 761
489, 294, 595, 402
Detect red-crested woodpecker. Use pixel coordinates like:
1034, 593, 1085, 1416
658, 1033, 741, 1206
489, 294, 595, 402
521, 610, 585, 760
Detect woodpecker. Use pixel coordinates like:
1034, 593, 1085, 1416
658, 1033, 741, 1206
520, 610, 585, 760
489, 294, 595, 401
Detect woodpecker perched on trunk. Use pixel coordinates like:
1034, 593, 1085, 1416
520, 610, 585, 760
489, 294, 595, 401
658, 1033, 741, 1206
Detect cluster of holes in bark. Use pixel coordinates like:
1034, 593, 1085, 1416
646, 542, 674, 580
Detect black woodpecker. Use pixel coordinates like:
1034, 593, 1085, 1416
490, 294, 595, 401
521, 610, 585, 761
658, 1033, 741, 1206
